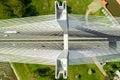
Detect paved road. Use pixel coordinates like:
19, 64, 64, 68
0, 40, 120, 64
0, 14, 120, 64
0, 15, 120, 37
95, 62, 108, 76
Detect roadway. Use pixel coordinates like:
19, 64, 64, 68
0, 14, 120, 64
0, 39, 120, 64
0, 20, 120, 37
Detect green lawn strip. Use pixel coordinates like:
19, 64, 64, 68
13, 63, 104, 80
67, 0, 92, 14
13, 63, 52, 80
31, 0, 103, 15
12, 63, 33, 80
31, 0, 55, 15
68, 64, 104, 80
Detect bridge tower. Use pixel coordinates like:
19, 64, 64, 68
55, 1, 69, 79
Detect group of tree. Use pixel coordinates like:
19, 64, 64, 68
0, 0, 39, 19
33, 67, 68, 80
103, 62, 120, 77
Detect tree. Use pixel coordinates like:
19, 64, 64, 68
19, 0, 39, 17
75, 74, 81, 80
19, 0, 32, 5
0, 0, 39, 19
8, 0, 25, 17
0, 0, 24, 19
0, 3, 13, 19
88, 68, 96, 75
23, 5, 39, 17
34, 67, 51, 77
67, 6, 72, 13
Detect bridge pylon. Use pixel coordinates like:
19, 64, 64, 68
55, 1, 69, 79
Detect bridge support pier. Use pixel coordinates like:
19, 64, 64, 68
55, 1, 69, 79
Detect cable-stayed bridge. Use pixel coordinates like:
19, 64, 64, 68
0, 1, 120, 79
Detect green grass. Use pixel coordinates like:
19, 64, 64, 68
31, 0, 55, 15
67, 0, 92, 14
31, 0, 103, 15
0, 0, 104, 19
13, 63, 33, 80
13, 63, 55, 80
103, 62, 120, 77
68, 64, 104, 80
13, 63, 104, 80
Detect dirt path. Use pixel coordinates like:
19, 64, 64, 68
85, 0, 102, 21
10, 63, 20, 80
95, 62, 108, 77
116, 0, 120, 5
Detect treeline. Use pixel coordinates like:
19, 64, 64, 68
104, 62, 120, 77
0, 0, 39, 19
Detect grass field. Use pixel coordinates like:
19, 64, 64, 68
31, 0, 55, 15
31, 0, 103, 15
0, 0, 103, 19
69, 64, 104, 80
13, 63, 104, 80
13, 63, 33, 80
13, 63, 55, 80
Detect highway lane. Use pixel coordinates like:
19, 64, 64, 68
0, 34, 108, 40
0, 34, 120, 64
0, 40, 120, 50
0, 40, 109, 49
0, 15, 120, 38
0, 41, 120, 64
0, 34, 119, 50
0, 14, 120, 64
1, 22, 120, 37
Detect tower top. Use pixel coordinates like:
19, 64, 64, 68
55, 1, 67, 20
